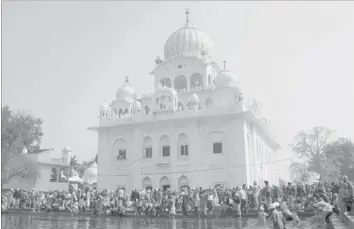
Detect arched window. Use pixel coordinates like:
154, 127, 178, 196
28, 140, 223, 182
142, 176, 153, 189
190, 73, 203, 89
51, 168, 57, 182
178, 175, 189, 190
159, 77, 171, 88
143, 137, 152, 158
174, 75, 187, 91
114, 139, 127, 160
159, 135, 170, 157
177, 133, 188, 158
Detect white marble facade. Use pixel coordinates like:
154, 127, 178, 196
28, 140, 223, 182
89, 10, 281, 192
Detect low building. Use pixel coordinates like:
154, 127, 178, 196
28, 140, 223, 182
3, 146, 72, 191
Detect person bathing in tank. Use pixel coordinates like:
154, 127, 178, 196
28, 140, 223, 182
313, 201, 340, 224
279, 201, 300, 224
268, 203, 286, 229
257, 204, 269, 227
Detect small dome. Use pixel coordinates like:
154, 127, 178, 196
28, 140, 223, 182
164, 9, 214, 60
83, 162, 97, 185
116, 77, 137, 102
63, 146, 71, 152
214, 61, 240, 89
132, 101, 142, 110
100, 102, 109, 111
21, 147, 28, 154
191, 93, 199, 102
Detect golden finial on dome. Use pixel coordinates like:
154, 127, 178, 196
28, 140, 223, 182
223, 60, 227, 70
185, 8, 190, 23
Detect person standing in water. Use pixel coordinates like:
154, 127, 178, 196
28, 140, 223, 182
258, 204, 269, 227
339, 175, 353, 218
268, 203, 287, 229
252, 181, 261, 210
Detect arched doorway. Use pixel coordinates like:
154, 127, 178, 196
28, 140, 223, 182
214, 184, 225, 189
178, 175, 189, 190
160, 176, 171, 190
143, 137, 152, 158
174, 75, 187, 91
142, 177, 153, 189
190, 73, 203, 89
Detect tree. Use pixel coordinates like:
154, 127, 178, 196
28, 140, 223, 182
1, 106, 44, 185
291, 126, 333, 180
290, 162, 320, 184
68, 155, 79, 177
77, 154, 98, 178
290, 162, 311, 183
325, 138, 354, 181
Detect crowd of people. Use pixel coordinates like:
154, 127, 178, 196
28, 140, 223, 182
2, 175, 353, 227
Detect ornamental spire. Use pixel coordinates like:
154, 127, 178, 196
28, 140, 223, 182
125, 76, 129, 84
223, 60, 227, 70
185, 8, 190, 23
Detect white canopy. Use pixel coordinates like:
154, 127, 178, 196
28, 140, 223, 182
68, 175, 83, 183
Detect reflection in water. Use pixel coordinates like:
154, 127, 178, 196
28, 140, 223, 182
0, 214, 345, 229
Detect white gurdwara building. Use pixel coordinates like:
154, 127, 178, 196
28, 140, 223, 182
89, 10, 281, 192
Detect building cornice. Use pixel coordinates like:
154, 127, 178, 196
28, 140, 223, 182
242, 110, 281, 150
89, 106, 281, 150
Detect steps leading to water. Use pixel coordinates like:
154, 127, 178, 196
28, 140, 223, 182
331, 213, 354, 229
4, 207, 316, 219
343, 213, 354, 228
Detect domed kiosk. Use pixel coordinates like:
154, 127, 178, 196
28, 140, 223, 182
214, 61, 240, 90
116, 77, 137, 102
83, 162, 98, 188
212, 61, 243, 107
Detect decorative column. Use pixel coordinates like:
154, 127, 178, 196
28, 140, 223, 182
251, 125, 258, 185
170, 130, 178, 189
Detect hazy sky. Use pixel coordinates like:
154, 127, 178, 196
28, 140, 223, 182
3, 1, 354, 180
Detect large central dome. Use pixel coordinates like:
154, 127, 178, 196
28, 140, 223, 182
164, 9, 214, 60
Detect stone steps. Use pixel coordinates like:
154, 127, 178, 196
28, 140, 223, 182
343, 213, 354, 228
331, 214, 352, 229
